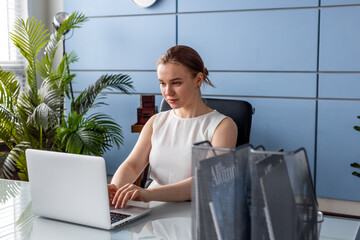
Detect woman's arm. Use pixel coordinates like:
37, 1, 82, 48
211, 117, 238, 149
110, 114, 156, 188
111, 178, 192, 208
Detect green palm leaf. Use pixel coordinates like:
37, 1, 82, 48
17, 90, 38, 126
15, 91, 48, 149
71, 74, 134, 115
10, 18, 49, 94
57, 11, 88, 36
28, 103, 58, 132
0, 106, 21, 146
87, 113, 124, 149
71, 129, 105, 155
55, 111, 124, 156
0, 152, 9, 178
0, 122, 13, 148
3, 142, 31, 181
39, 77, 63, 112
0, 67, 20, 109
0, 103, 20, 124
56, 112, 103, 155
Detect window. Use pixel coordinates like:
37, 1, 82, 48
0, 0, 28, 89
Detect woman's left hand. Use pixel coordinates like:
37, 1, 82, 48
111, 183, 151, 209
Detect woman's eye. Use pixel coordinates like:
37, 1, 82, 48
173, 82, 181, 85
159, 82, 166, 86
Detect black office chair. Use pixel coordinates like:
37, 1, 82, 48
160, 98, 254, 146
135, 98, 254, 187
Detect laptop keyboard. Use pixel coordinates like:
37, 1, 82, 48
110, 212, 131, 224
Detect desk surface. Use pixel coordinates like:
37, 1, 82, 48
0, 179, 359, 240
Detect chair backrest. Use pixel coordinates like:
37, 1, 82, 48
160, 98, 254, 146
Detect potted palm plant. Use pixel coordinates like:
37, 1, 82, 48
0, 11, 134, 180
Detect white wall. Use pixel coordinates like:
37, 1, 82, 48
28, 0, 63, 31
27, 0, 64, 83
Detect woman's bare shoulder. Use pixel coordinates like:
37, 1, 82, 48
211, 117, 238, 148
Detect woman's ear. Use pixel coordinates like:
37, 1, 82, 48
195, 72, 203, 87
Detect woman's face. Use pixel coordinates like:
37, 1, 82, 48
157, 63, 202, 109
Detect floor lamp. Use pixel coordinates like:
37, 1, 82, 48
53, 12, 74, 99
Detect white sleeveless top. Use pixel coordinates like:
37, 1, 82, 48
148, 109, 227, 188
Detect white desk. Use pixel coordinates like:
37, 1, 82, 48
0, 179, 359, 240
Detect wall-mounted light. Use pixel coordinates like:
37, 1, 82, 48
132, 0, 157, 8
53, 12, 70, 31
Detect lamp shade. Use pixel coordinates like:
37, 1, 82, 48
53, 12, 69, 31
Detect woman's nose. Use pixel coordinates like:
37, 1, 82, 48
165, 85, 173, 95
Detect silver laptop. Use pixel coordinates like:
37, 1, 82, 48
26, 149, 151, 230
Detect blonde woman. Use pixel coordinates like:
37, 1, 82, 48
108, 45, 237, 208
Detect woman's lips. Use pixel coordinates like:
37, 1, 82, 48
167, 99, 178, 104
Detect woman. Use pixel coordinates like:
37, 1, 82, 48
108, 45, 237, 208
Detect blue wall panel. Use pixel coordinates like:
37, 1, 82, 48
178, 10, 318, 71
317, 100, 360, 201
72, 71, 160, 94
64, 0, 175, 16
245, 98, 316, 177
319, 7, 360, 71
321, 0, 360, 6
202, 72, 316, 98
319, 74, 360, 99
178, 0, 317, 12
67, 15, 176, 70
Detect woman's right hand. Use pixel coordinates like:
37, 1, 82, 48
108, 184, 118, 204
111, 183, 151, 209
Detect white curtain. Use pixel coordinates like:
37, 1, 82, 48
0, 0, 28, 90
